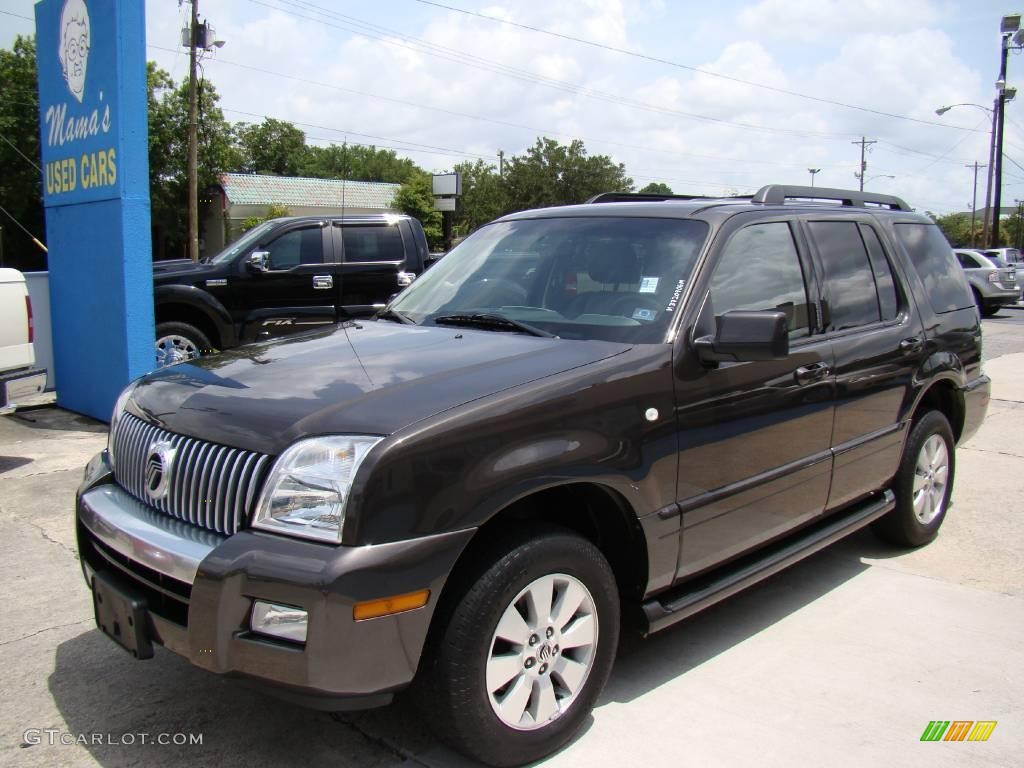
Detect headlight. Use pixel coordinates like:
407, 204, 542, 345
252, 436, 382, 543
107, 383, 136, 470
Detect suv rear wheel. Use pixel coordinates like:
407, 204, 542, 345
873, 410, 955, 547
155, 321, 212, 368
419, 529, 619, 767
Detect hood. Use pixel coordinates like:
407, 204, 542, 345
152, 259, 219, 279
128, 321, 629, 455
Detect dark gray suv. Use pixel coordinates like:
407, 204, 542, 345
77, 185, 989, 766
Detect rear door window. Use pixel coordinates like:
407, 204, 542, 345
807, 221, 880, 330
342, 225, 405, 263
894, 224, 974, 313
859, 225, 900, 321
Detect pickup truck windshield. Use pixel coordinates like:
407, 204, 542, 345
391, 217, 708, 343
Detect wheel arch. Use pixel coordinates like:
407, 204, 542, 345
911, 376, 966, 443
154, 286, 235, 349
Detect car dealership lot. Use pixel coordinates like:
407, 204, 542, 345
2, 315, 1022, 768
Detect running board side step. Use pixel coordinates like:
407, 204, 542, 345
641, 489, 895, 636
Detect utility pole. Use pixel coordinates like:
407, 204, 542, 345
808, 168, 820, 187
966, 161, 986, 248
1017, 200, 1024, 250
851, 136, 877, 192
983, 97, 999, 247
187, 0, 199, 262
498, 150, 505, 177
992, 35, 1011, 247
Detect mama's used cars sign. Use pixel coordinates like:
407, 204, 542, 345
36, 0, 123, 204
34, 0, 153, 421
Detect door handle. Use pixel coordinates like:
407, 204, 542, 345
899, 336, 923, 353
313, 275, 333, 290
794, 362, 830, 385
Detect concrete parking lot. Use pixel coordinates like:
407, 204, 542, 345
2, 315, 1023, 768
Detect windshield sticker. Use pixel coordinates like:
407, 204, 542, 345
665, 280, 685, 312
632, 308, 656, 322
639, 276, 660, 293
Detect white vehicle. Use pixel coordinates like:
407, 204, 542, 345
0, 268, 46, 414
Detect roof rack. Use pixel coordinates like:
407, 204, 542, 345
752, 185, 912, 211
586, 192, 719, 204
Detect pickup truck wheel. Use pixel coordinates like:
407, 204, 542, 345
420, 529, 619, 767
155, 322, 211, 368
873, 410, 955, 547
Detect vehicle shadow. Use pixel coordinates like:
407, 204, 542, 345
9, 406, 106, 434
46, 539, 872, 768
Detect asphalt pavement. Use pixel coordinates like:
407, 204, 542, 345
1, 318, 1022, 768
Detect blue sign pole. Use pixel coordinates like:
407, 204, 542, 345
34, 0, 154, 421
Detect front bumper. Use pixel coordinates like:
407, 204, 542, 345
76, 450, 475, 710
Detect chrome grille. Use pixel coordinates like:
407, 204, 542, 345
112, 412, 269, 535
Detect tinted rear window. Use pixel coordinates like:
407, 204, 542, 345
343, 225, 404, 262
894, 224, 973, 313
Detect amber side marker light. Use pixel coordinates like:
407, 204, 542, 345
353, 589, 430, 621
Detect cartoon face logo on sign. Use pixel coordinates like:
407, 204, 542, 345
58, 0, 90, 103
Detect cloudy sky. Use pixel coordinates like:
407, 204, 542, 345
3, 0, 1022, 214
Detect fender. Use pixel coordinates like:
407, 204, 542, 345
154, 284, 237, 348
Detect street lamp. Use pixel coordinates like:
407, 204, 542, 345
936, 101, 999, 246
808, 168, 820, 187
864, 174, 895, 186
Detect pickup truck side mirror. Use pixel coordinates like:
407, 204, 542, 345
248, 251, 270, 272
693, 310, 789, 363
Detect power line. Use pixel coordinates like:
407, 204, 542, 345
148, 44, 820, 171
0, 10, 32, 21
413, 0, 984, 134
247, 0, 858, 142
0, 133, 41, 172
0, 203, 47, 253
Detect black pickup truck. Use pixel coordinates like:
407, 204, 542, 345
153, 214, 429, 366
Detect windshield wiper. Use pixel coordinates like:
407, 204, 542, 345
434, 313, 555, 338
376, 307, 415, 324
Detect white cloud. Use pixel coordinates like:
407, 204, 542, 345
738, 0, 941, 42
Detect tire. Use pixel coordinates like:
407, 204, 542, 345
155, 321, 213, 368
418, 529, 619, 767
980, 304, 999, 318
872, 410, 955, 547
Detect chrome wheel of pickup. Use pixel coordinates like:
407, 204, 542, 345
486, 573, 598, 731
155, 334, 200, 367
913, 434, 949, 524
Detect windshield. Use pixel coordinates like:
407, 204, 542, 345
390, 216, 709, 342
207, 221, 280, 264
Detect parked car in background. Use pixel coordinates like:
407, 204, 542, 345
980, 247, 1023, 265
954, 248, 1020, 316
153, 214, 430, 367
0, 268, 46, 414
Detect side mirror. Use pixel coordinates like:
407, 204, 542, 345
397, 270, 416, 287
693, 310, 789, 363
248, 251, 270, 272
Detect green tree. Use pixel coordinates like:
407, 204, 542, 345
503, 137, 633, 211
932, 212, 980, 248
147, 66, 239, 258
302, 142, 418, 183
638, 182, 673, 195
235, 118, 308, 176
241, 203, 291, 233
452, 159, 505, 236
393, 171, 443, 248
0, 36, 45, 271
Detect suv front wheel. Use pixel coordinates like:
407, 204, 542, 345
419, 529, 620, 767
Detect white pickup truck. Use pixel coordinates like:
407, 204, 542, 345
0, 268, 46, 414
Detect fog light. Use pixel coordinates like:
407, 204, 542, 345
250, 601, 308, 643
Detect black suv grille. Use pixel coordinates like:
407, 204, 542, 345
111, 412, 270, 535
